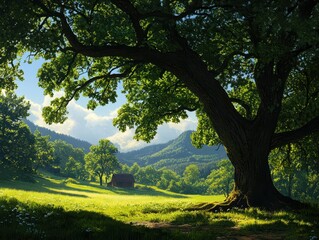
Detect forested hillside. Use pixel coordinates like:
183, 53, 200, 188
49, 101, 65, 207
117, 131, 227, 174
24, 119, 227, 175
25, 119, 91, 153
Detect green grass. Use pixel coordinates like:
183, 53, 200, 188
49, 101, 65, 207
0, 174, 318, 239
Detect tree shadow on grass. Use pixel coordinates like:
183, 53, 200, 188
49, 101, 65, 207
0, 166, 105, 195
107, 185, 188, 198
0, 197, 182, 240
0, 176, 188, 199
172, 211, 235, 226
222, 208, 319, 239
0, 177, 91, 198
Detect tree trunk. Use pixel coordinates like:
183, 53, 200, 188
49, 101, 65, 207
210, 128, 304, 211
287, 173, 293, 198
99, 175, 103, 186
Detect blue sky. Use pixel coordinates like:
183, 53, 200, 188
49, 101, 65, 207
16, 59, 197, 152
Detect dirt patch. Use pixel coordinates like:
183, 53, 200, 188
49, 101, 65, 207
132, 221, 285, 239
216, 235, 284, 240
132, 221, 194, 233
133, 221, 190, 228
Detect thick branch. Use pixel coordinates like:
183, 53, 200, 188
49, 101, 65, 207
230, 98, 252, 119
271, 115, 319, 149
298, 0, 319, 19
215, 51, 244, 74
31, 0, 60, 17
63, 70, 131, 106
109, 0, 146, 44
57, 53, 78, 84
140, 4, 231, 21
57, 8, 177, 67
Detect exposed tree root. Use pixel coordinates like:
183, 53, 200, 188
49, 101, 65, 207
187, 190, 309, 212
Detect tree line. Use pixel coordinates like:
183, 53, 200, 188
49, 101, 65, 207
121, 159, 318, 203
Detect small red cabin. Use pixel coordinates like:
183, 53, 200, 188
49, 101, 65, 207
108, 174, 135, 188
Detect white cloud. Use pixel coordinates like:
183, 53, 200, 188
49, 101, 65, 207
107, 117, 197, 152
27, 95, 119, 144
167, 118, 197, 132
107, 129, 149, 152
28, 99, 76, 135
26, 95, 198, 152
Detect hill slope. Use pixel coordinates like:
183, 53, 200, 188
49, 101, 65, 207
117, 131, 227, 174
24, 120, 226, 174
25, 119, 92, 153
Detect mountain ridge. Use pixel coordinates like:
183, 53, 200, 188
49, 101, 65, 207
25, 120, 227, 175
117, 131, 227, 174
24, 119, 92, 153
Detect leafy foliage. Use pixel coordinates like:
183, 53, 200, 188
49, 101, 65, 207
270, 141, 319, 203
33, 130, 54, 171
85, 139, 119, 185
206, 159, 234, 197
117, 131, 226, 174
0, 91, 35, 172
51, 139, 86, 178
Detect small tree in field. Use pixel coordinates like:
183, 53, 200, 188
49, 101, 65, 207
85, 139, 119, 186
206, 159, 234, 197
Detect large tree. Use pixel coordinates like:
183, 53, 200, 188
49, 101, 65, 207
1, 0, 319, 209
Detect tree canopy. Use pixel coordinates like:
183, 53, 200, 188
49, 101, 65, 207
85, 139, 119, 186
1, 0, 319, 209
33, 129, 54, 171
0, 91, 35, 171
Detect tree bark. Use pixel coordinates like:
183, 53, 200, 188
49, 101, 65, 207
209, 123, 305, 211
287, 174, 293, 198
99, 174, 103, 186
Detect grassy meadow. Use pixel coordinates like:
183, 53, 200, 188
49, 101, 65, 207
0, 174, 318, 240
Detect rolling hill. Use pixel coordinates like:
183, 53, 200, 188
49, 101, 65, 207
24, 119, 92, 153
117, 131, 227, 175
24, 119, 227, 174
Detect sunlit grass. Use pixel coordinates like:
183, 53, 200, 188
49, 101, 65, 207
0, 176, 222, 222
0, 175, 318, 239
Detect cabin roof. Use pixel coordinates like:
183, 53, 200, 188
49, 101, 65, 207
111, 174, 135, 182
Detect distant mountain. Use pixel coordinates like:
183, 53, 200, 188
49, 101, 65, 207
24, 119, 227, 175
25, 119, 92, 153
117, 131, 227, 175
